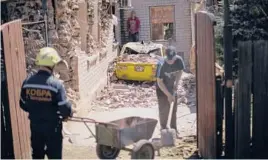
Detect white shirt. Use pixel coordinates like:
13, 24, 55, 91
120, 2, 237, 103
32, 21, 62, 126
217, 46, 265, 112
112, 15, 118, 26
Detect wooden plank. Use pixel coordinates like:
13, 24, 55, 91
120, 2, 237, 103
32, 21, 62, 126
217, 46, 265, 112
2, 20, 31, 159
195, 11, 216, 158
17, 20, 31, 159
234, 41, 252, 158
16, 21, 27, 159
9, 21, 25, 159
11, 21, 26, 159
14, 20, 30, 158
2, 22, 22, 159
252, 40, 268, 159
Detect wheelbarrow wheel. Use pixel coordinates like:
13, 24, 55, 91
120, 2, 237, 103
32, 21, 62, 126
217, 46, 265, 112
96, 144, 120, 159
131, 140, 155, 159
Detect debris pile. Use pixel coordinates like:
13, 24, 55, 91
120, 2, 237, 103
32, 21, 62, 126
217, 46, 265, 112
6, 0, 51, 73
6, 0, 121, 109
160, 136, 198, 159
92, 72, 196, 109
120, 54, 159, 63
66, 88, 80, 109
86, 0, 113, 55
177, 73, 196, 107
91, 83, 158, 109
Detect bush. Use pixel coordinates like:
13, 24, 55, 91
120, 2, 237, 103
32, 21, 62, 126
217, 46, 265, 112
214, 0, 268, 77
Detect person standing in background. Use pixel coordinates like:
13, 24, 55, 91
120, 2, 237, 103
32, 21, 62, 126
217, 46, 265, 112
127, 10, 140, 42
112, 14, 118, 42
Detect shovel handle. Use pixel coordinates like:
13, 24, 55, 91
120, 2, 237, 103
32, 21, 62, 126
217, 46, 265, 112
166, 102, 174, 129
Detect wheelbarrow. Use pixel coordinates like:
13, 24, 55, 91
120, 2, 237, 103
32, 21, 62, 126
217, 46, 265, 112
69, 116, 158, 159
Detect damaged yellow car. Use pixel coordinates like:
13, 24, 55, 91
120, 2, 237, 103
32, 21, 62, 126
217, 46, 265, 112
115, 42, 165, 81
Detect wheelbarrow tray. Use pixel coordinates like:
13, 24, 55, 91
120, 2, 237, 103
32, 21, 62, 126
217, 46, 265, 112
95, 116, 157, 149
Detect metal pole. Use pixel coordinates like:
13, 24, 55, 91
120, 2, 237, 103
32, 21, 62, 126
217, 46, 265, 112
223, 0, 234, 158
42, 0, 49, 47
44, 13, 49, 47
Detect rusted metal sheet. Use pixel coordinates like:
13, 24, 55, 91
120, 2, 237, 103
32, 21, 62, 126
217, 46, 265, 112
195, 11, 216, 158
1, 20, 31, 159
150, 6, 174, 24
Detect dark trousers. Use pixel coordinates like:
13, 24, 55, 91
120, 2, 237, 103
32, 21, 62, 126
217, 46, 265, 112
30, 123, 63, 159
129, 32, 139, 42
156, 89, 178, 131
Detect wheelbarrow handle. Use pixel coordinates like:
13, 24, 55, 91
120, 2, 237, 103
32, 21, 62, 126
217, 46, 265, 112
69, 116, 97, 123
69, 116, 118, 126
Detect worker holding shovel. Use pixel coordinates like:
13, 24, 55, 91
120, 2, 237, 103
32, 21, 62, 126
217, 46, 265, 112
19, 47, 74, 159
156, 46, 185, 139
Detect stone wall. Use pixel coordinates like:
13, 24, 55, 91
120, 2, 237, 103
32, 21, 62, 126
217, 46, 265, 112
76, 23, 119, 112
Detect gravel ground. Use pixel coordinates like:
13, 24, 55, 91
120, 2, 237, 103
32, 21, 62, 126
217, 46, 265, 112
63, 73, 198, 159
63, 136, 198, 159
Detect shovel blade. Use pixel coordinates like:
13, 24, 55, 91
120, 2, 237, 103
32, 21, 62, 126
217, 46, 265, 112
161, 128, 176, 147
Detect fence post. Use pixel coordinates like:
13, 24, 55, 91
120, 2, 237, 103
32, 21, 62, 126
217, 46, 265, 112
234, 41, 252, 158
216, 75, 223, 158
233, 79, 239, 157
195, 11, 217, 158
252, 40, 268, 159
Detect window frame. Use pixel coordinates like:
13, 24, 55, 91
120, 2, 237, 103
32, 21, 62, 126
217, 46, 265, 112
149, 5, 176, 42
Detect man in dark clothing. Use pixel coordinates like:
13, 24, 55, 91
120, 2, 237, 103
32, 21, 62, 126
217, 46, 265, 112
19, 47, 73, 159
127, 10, 140, 42
156, 46, 185, 137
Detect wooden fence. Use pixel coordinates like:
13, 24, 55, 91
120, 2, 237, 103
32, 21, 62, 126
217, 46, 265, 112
1, 20, 31, 159
234, 40, 268, 159
195, 11, 218, 159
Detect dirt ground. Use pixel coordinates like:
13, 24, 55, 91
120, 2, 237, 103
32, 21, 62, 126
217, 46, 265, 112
62, 73, 198, 159
62, 106, 198, 159
63, 136, 198, 159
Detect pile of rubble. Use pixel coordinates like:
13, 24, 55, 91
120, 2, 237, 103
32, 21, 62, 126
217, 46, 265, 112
7, 0, 49, 73
86, 0, 113, 55
160, 136, 198, 159
91, 72, 196, 109
177, 73, 196, 107
6, 0, 82, 108
120, 54, 159, 63
91, 82, 158, 109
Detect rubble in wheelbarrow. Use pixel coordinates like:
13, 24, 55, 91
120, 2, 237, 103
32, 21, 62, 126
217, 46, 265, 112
91, 72, 196, 110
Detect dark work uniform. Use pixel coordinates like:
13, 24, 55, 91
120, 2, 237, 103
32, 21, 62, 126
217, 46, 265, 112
19, 70, 72, 159
156, 56, 185, 130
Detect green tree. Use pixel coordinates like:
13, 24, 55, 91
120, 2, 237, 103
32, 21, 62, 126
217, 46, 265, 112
231, 0, 268, 76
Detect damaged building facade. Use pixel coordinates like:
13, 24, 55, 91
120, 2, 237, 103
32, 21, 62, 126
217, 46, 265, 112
117, 0, 193, 68
1, 0, 119, 111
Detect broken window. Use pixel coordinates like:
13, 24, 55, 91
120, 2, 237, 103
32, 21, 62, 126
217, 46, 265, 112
150, 5, 175, 41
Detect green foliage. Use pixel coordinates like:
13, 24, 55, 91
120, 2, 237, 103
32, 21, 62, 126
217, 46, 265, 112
231, 0, 268, 76
214, 2, 224, 66
215, 12, 224, 65
214, 0, 268, 77
231, 0, 268, 41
